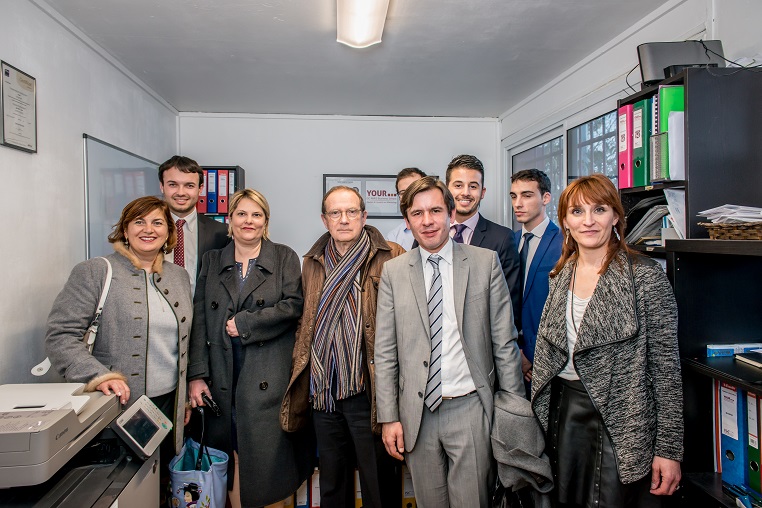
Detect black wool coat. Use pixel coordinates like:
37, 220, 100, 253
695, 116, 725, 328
188, 239, 313, 506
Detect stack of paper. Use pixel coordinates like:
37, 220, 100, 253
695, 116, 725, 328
699, 205, 762, 224
625, 204, 670, 244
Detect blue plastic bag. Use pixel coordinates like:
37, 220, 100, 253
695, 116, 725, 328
169, 438, 228, 508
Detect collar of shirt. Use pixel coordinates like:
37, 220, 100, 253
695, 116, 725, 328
522, 216, 550, 241
451, 211, 480, 237
419, 237, 454, 268
171, 209, 198, 233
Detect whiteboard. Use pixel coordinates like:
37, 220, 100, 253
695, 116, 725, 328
84, 135, 161, 258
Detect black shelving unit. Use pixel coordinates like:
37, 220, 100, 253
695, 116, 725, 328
200, 165, 246, 221
618, 68, 762, 244
666, 240, 762, 506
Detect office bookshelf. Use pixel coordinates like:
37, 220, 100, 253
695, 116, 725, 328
200, 165, 246, 222
666, 240, 762, 507
617, 68, 762, 250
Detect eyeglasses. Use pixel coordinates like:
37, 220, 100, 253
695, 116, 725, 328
324, 208, 362, 221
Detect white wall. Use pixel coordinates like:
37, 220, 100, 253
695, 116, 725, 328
498, 0, 762, 224
179, 114, 500, 257
0, 0, 178, 384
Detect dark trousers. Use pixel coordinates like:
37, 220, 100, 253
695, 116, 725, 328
312, 392, 397, 508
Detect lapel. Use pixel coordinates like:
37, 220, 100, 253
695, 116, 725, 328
541, 253, 639, 353
574, 253, 639, 350
218, 242, 239, 306
408, 249, 430, 337
469, 214, 488, 248
524, 222, 559, 299
196, 214, 209, 272
451, 242, 468, 333
236, 239, 273, 310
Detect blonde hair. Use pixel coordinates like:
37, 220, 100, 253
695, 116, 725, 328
228, 188, 271, 240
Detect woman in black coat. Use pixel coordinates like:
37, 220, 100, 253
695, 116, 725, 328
188, 189, 312, 508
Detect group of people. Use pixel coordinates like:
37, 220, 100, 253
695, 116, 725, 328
44, 152, 683, 508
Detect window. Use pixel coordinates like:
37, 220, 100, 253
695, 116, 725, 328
512, 135, 563, 227
567, 110, 618, 186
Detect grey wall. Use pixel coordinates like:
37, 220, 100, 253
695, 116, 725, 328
0, 0, 177, 384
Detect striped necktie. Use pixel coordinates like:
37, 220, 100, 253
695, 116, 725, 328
424, 254, 443, 411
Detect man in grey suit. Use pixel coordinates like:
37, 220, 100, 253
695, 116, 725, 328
159, 155, 228, 294
375, 176, 524, 507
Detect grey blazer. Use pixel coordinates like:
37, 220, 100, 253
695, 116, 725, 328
375, 241, 524, 451
531, 252, 683, 483
45, 244, 193, 454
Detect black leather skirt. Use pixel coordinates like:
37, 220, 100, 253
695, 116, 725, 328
547, 377, 660, 508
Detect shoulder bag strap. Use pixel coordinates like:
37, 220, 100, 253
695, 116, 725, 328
32, 257, 113, 375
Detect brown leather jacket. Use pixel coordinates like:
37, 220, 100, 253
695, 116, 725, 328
280, 226, 404, 434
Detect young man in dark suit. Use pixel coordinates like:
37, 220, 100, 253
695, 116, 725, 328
159, 155, 229, 293
445, 154, 521, 325
509, 169, 562, 395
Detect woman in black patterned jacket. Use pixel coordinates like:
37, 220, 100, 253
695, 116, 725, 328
531, 174, 682, 508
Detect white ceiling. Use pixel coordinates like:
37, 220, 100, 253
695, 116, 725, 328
44, 0, 668, 117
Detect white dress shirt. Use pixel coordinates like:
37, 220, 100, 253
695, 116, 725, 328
518, 216, 550, 287
450, 212, 480, 245
419, 239, 477, 397
385, 221, 415, 251
168, 210, 199, 294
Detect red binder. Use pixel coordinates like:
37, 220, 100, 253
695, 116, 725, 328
197, 170, 208, 213
618, 104, 634, 189
217, 170, 229, 214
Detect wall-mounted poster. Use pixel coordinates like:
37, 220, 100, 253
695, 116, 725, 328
1, 61, 37, 153
323, 174, 400, 218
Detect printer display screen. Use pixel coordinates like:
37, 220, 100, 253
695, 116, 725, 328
122, 409, 159, 447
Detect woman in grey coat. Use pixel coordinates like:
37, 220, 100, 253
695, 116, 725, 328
531, 175, 682, 508
188, 189, 312, 508
46, 196, 193, 457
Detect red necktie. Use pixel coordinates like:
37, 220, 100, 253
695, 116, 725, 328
174, 219, 186, 268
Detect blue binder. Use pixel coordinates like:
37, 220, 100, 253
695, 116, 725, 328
206, 169, 218, 214
721, 382, 749, 488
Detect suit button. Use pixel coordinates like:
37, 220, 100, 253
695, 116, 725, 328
260, 382, 268, 390
163, 289, 169, 295
211, 301, 218, 309
423, 361, 428, 367
256, 298, 265, 307
206, 341, 211, 347
258, 342, 264, 347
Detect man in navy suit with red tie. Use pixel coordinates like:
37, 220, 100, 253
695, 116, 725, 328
159, 155, 229, 294
510, 169, 562, 395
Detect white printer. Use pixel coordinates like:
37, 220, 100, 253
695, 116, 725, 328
0, 383, 120, 489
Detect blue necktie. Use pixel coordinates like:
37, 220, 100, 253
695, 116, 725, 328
424, 254, 443, 411
519, 232, 534, 297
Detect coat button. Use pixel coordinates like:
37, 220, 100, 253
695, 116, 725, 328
156, 276, 162, 282
211, 301, 218, 309
369, 359, 374, 365
242, 333, 249, 339
258, 342, 264, 347
163, 289, 169, 295
260, 382, 268, 390
206, 341, 211, 347
423, 361, 428, 367
181, 316, 187, 322
365, 323, 371, 328
174, 302, 179, 307
418, 391, 423, 398
256, 298, 265, 307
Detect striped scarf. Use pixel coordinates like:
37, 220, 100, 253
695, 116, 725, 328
310, 229, 370, 412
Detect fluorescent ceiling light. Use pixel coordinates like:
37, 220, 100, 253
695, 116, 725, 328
337, 0, 390, 49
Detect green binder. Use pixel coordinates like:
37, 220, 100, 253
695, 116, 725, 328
632, 99, 652, 187
749, 392, 761, 493
658, 85, 684, 134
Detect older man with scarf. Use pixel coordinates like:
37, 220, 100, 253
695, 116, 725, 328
281, 186, 405, 508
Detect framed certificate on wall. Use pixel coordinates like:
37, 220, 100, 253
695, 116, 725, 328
1, 61, 37, 153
